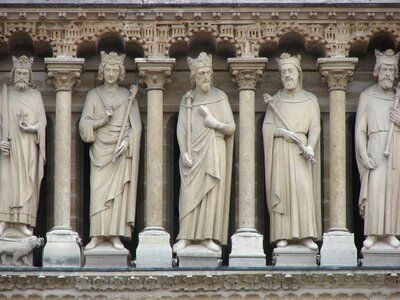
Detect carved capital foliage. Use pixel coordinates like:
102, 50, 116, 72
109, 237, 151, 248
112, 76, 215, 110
318, 57, 358, 91
228, 57, 268, 91
45, 57, 85, 92
136, 58, 175, 90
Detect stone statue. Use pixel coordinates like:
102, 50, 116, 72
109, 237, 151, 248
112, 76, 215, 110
79, 51, 142, 250
355, 49, 400, 249
0, 55, 46, 237
173, 52, 235, 253
263, 53, 322, 250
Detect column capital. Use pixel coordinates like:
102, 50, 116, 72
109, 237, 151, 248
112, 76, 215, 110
317, 57, 358, 91
227, 57, 268, 91
45, 56, 85, 92
135, 57, 175, 90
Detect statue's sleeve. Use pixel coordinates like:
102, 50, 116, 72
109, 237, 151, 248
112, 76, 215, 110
177, 96, 187, 154
79, 90, 97, 143
355, 91, 369, 168
127, 100, 142, 158
307, 98, 321, 149
35, 93, 47, 162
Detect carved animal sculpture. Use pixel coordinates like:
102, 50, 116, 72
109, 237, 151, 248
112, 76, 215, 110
0, 236, 44, 265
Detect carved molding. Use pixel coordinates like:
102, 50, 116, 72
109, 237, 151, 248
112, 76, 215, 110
228, 57, 268, 91
45, 57, 85, 92
136, 58, 175, 90
318, 57, 359, 91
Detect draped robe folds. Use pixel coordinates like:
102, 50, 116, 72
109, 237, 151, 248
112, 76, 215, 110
79, 86, 142, 238
355, 84, 400, 235
0, 86, 46, 227
263, 89, 322, 242
176, 88, 235, 245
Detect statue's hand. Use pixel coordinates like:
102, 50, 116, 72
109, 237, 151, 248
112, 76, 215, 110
0, 139, 10, 154
277, 128, 301, 143
302, 145, 314, 161
363, 155, 377, 170
19, 121, 38, 133
203, 114, 220, 129
390, 107, 400, 127
182, 152, 193, 168
199, 105, 212, 117
113, 138, 129, 160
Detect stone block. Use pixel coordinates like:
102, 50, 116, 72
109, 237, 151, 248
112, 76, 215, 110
361, 242, 400, 267
273, 245, 318, 267
320, 230, 357, 267
177, 244, 222, 268
84, 241, 130, 268
229, 228, 266, 267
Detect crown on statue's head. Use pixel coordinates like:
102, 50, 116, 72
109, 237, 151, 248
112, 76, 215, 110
12, 55, 33, 70
187, 52, 212, 71
375, 49, 400, 66
276, 52, 301, 69
100, 51, 125, 65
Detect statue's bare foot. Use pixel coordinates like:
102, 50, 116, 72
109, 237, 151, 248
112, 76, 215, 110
385, 235, 400, 248
173, 239, 190, 253
110, 237, 124, 250
0, 222, 6, 236
16, 224, 32, 237
301, 238, 318, 250
363, 235, 377, 249
85, 236, 105, 250
202, 239, 220, 252
277, 239, 288, 248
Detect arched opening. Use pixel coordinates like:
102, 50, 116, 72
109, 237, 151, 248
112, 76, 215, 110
8, 31, 34, 57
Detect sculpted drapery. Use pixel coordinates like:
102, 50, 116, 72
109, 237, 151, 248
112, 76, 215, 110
0, 56, 46, 236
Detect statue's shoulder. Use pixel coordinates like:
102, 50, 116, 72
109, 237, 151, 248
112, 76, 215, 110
213, 87, 228, 99
360, 84, 377, 97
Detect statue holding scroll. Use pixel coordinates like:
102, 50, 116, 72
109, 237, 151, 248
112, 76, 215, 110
355, 49, 400, 249
0, 55, 46, 237
263, 53, 321, 250
79, 52, 142, 250
173, 52, 235, 253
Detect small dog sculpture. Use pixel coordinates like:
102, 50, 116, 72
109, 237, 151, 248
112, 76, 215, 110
0, 236, 44, 265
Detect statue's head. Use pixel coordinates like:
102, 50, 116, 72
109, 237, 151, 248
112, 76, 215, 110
374, 49, 399, 91
188, 52, 213, 91
98, 51, 126, 83
11, 55, 34, 91
276, 53, 303, 90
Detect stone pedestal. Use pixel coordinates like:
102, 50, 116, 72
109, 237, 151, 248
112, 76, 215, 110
42, 228, 81, 267
273, 245, 318, 267
229, 228, 265, 267
227, 57, 267, 268
135, 226, 172, 268
84, 242, 130, 268
361, 242, 400, 267
177, 244, 222, 268
320, 230, 357, 266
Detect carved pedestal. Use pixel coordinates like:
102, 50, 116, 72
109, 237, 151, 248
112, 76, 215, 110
42, 228, 81, 267
361, 242, 400, 267
135, 226, 172, 268
273, 245, 318, 267
320, 230, 357, 266
177, 244, 222, 268
229, 228, 265, 267
84, 242, 130, 268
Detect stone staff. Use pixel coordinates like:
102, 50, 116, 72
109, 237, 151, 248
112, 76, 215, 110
383, 82, 400, 157
1, 84, 9, 156
185, 91, 193, 161
263, 92, 316, 164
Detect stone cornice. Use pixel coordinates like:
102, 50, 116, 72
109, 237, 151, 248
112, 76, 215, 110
136, 57, 175, 90
45, 57, 85, 92
318, 57, 358, 91
228, 57, 268, 91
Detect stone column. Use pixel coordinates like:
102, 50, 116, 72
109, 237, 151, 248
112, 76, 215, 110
318, 57, 358, 266
228, 57, 268, 267
42, 56, 84, 267
135, 57, 175, 268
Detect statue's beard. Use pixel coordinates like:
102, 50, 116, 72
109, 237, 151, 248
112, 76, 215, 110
283, 78, 298, 90
15, 80, 29, 91
199, 81, 211, 93
379, 77, 394, 90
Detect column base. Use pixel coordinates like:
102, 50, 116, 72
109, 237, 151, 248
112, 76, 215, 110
177, 244, 222, 268
135, 226, 172, 268
229, 228, 266, 267
42, 227, 82, 267
320, 229, 357, 266
84, 241, 130, 268
273, 245, 318, 266
361, 242, 400, 267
